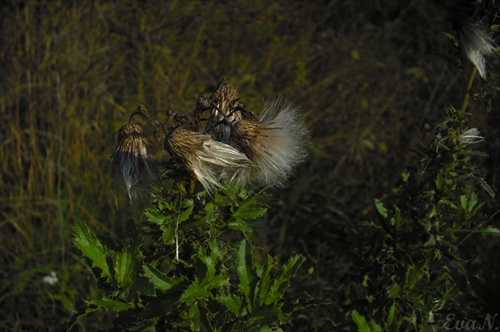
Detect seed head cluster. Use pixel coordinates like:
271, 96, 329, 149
112, 81, 309, 201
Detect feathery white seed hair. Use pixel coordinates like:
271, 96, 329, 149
112, 123, 160, 202
460, 128, 484, 144
457, 19, 495, 79
166, 128, 252, 193
232, 97, 309, 187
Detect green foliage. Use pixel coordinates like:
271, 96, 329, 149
71, 182, 305, 330
348, 106, 499, 330
73, 221, 112, 281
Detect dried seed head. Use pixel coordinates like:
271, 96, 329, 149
111, 123, 159, 201
204, 80, 244, 142
232, 97, 309, 187
136, 104, 151, 118
455, 18, 495, 79
165, 128, 252, 193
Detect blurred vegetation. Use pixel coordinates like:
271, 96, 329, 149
1, 0, 499, 331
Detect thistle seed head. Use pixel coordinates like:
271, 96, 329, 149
232, 97, 309, 187
165, 128, 252, 193
111, 123, 160, 201
204, 80, 244, 143
455, 18, 495, 79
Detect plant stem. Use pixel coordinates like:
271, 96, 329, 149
460, 67, 477, 113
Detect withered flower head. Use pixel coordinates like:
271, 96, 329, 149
203, 80, 244, 143
454, 17, 495, 79
232, 97, 309, 187
111, 123, 159, 202
164, 126, 252, 194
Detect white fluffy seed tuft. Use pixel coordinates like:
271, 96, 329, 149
457, 20, 495, 79
232, 97, 309, 187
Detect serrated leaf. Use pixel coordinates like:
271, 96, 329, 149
405, 261, 428, 290
387, 282, 401, 298
352, 310, 371, 332
67, 302, 99, 331
477, 177, 495, 198
205, 274, 229, 289
73, 221, 110, 279
266, 255, 304, 305
198, 241, 219, 280
180, 274, 228, 306
218, 294, 244, 316
257, 256, 274, 306
374, 199, 388, 218
371, 320, 382, 332
234, 198, 267, 220
385, 302, 397, 328
237, 240, 255, 310
113, 249, 136, 288
177, 206, 193, 223
227, 218, 249, 233
90, 297, 133, 311
144, 208, 168, 225
180, 278, 204, 305
204, 202, 216, 216
143, 264, 176, 291
160, 224, 176, 244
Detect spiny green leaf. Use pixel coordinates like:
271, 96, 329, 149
237, 240, 255, 310
234, 198, 267, 220
477, 176, 495, 198
113, 249, 136, 288
160, 224, 176, 244
374, 199, 388, 218
142, 264, 184, 292
405, 261, 428, 290
89, 297, 133, 312
204, 274, 229, 290
198, 241, 220, 279
73, 221, 110, 279
385, 302, 397, 328
266, 255, 304, 305
180, 278, 203, 305
181, 274, 228, 306
177, 206, 193, 223
387, 282, 401, 298
371, 320, 383, 332
352, 310, 371, 332
67, 302, 99, 331
257, 256, 275, 306
144, 208, 168, 225
217, 294, 244, 316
